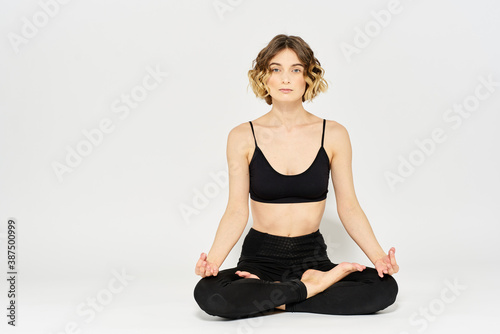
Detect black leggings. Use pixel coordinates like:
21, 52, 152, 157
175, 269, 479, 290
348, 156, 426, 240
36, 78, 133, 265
194, 228, 398, 319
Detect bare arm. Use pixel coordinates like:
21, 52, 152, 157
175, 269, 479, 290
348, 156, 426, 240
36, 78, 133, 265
195, 123, 252, 277
328, 122, 398, 276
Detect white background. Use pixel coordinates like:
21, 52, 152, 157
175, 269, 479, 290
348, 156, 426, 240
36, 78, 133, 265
1, 0, 499, 333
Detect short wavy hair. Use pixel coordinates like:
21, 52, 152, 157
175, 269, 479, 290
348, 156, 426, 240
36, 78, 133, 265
248, 34, 328, 105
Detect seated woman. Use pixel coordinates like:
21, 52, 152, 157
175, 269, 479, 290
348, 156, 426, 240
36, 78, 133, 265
193, 34, 399, 319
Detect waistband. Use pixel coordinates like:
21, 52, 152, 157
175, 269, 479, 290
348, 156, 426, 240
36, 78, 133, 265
248, 227, 323, 242
238, 227, 330, 266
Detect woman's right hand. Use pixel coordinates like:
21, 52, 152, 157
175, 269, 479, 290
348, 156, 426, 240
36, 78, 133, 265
195, 252, 219, 277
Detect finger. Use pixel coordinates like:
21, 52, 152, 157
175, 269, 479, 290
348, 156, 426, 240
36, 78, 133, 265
195, 259, 205, 276
212, 264, 219, 276
354, 263, 365, 271
390, 248, 398, 267
195, 263, 204, 276
195, 253, 208, 272
195, 254, 205, 270
376, 266, 384, 278
199, 253, 207, 264
201, 261, 211, 277
207, 265, 215, 277
209, 265, 216, 276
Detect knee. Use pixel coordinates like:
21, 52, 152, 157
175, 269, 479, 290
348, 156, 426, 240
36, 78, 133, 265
193, 277, 231, 317
377, 274, 399, 311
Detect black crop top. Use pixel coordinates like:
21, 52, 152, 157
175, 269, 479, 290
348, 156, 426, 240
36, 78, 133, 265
248, 119, 330, 204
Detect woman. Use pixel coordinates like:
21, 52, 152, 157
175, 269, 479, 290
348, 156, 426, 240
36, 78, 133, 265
193, 34, 399, 319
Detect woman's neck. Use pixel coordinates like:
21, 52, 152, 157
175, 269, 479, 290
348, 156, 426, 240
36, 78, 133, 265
267, 100, 310, 128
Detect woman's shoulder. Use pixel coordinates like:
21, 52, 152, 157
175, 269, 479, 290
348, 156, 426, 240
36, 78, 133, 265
225, 121, 255, 149
324, 118, 348, 134
324, 119, 351, 147
228, 121, 253, 137
322, 119, 354, 165
325, 118, 345, 131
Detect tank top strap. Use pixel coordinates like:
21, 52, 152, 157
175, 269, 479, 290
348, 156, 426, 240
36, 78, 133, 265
249, 121, 258, 147
321, 119, 326, 147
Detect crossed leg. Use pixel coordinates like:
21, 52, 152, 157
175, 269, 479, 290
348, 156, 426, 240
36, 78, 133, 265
194, 262, 398, 318
235, 262, 398, 315
286, 266, 398, 314
236, 262, 367, 311
194, 266, 307, 319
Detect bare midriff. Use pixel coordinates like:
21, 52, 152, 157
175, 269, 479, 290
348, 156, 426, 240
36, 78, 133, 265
250, 199, 326, 237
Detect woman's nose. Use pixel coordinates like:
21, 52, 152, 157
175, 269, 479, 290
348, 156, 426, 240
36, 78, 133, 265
281, 73, 290, 83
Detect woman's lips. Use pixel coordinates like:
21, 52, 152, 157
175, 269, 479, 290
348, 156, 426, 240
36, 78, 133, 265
279, 89, 292, 93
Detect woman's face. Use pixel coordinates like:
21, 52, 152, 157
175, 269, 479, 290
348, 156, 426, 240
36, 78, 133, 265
266, 48, 307, 104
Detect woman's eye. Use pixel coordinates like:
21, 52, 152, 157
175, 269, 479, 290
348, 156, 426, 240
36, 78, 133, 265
270, 68, 301, 73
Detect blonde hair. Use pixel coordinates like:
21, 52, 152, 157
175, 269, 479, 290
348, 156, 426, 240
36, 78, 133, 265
248, 34, 328, 105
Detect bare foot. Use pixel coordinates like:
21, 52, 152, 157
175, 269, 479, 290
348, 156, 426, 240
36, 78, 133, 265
301, 262, 366, 299
235, 271, 260, 279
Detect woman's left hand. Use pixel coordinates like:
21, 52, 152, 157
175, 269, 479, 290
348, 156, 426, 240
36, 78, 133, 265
374, 247, 399, 278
